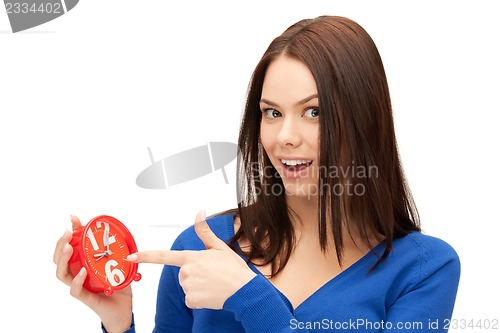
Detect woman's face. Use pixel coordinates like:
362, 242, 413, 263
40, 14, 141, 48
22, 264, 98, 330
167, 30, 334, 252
259, 55, 320, 198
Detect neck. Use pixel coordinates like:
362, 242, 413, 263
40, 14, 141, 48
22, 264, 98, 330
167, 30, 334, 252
285, 194, 373, 251
285, 194, 320, 237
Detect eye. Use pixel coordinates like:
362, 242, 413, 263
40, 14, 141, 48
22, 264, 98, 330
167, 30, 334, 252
262, 108, 282, 119
304, 107, 320, 118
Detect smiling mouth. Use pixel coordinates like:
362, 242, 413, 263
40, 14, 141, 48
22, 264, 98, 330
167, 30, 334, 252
280, 159, 313, 172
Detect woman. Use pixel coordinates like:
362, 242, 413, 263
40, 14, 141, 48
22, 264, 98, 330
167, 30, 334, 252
54, 16, 460, 332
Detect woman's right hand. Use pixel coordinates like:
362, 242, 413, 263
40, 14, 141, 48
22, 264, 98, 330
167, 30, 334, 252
53, 215, 133, 333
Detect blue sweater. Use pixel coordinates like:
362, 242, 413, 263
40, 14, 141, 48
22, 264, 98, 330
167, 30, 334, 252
110, 214, 460, 333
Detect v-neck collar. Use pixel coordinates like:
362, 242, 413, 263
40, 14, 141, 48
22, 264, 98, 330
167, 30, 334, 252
248, 244, 382, 313
225, 214, 384, 313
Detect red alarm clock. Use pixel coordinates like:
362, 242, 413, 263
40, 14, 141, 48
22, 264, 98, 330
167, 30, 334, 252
68, 215, 141, 296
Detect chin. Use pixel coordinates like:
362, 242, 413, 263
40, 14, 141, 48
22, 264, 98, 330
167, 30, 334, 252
282, 180, 320, 199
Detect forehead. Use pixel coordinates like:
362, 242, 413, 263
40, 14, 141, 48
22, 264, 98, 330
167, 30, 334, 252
261, 55, 318, 104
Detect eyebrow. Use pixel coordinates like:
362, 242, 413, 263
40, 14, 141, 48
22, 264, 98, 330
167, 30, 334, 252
260, 94, 319, 108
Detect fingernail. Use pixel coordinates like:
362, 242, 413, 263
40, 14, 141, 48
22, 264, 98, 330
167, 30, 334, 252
195, 210, 206, 223
127, 254, 138, 262
63, 229, 71, 238
78, 267, 86, 277
63, 243, 70, 253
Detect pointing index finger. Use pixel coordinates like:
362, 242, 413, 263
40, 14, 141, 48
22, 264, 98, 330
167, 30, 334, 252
127, 250, 191, 267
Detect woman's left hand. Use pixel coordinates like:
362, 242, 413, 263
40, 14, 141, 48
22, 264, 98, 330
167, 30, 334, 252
127, 211, 257, 310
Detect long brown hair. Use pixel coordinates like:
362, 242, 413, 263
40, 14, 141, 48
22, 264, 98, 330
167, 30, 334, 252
229, 16, 420, 276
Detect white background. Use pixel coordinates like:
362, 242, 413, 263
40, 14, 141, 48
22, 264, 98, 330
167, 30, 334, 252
1, 1, 498, 332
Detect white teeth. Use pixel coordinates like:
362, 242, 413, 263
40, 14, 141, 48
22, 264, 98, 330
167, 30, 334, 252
280, 159, 312, 166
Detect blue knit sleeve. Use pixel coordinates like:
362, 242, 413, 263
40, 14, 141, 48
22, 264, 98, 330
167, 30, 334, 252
383, 235, 461, 333
152, 232, 194, 332
223, 275, 312, 333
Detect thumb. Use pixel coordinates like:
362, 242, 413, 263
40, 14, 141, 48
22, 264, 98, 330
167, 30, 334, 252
70, 215, 83, 232
194, 210, 230, 250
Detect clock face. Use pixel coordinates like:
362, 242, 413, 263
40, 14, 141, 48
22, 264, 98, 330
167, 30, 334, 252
83, 220, 132, 288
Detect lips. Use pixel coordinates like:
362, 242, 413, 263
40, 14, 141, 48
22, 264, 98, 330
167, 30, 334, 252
278, 158, 313, 179
281, 159, 312, 170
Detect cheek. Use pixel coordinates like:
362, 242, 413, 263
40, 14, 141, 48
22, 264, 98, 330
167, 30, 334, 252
259, 123, 275, 153
311, 136, 320, 158
302, 127, 320, 170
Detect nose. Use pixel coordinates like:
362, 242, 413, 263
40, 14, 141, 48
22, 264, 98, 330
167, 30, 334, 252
277, 116, 302, 148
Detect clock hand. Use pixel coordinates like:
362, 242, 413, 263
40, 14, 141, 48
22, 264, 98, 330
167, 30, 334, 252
93, 249, 113, 258
93, 249, 114, 262
94, 252, 107, 261
104, 224, 110, 254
